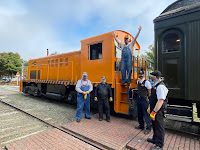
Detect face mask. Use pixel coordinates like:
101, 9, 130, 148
151, 76, 156, 81
83, 76, 87, 80
125, 40, 129, 45
139, 75, 143, 79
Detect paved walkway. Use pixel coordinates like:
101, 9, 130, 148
4, 114, 200, 150
62, 114, 200, 150
5, 129, 98, 150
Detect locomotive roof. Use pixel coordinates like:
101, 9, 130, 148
29, 50, 81, 61
154, 0, 200, 21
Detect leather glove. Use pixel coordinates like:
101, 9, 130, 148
150, 111, 156, 121
147, 105, 150, 114
84, 94, 87, 100
94, 97, 98, 101
109, 97, 113, 102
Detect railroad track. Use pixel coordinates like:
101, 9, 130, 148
0, 98, 107, 150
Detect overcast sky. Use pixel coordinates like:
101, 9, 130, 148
0, 0, 176, 61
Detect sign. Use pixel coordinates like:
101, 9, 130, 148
16, 72, 20, 77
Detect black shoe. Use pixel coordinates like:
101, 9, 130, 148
151, 145, 163, 150
99, 118, 103, 121
76, 119, 80, 123
135, 126, 144, 130
106, 119, 110, 122
144, 129, 151, 135
147, 138, 155, 144
121, 82, 126, 85
85, 117, 92, 119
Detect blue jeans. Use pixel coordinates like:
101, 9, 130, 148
136, 96, 151, 130
76, 93, 90, 120
121, 47, 132, 83
76, 81, 90, 120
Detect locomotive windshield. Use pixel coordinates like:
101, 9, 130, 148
114, 39, 122, 58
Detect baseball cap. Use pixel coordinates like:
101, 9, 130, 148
124, 35, 129, 39
82, 72, 88, 76
150, 70, 162, 77
101, 76, 106, 80
138, 68, 144, 74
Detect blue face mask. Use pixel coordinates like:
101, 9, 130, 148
125, 40, 129, 45
83, 76, 87, 80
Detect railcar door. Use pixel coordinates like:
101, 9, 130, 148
158, 29, 185, 99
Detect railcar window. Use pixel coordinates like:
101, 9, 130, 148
114, 39, 122, 58
89, 43, 102, 60
55, 59, 58, 67
60, 58, 63, 67
65, 58, 68, 66
162, 33, 180, 53
51, 60, 54, 67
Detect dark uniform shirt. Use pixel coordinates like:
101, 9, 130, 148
137, 80, 148, 97
95, 83, 112, 100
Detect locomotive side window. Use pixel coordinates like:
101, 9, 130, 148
51, 60, 54, 67
89, 43, 102, 60
30, 70, 36, 79
65, 57, 68, 66
55, 59, 58, 67
60, 58, 63, 67
162, 33, 180, 53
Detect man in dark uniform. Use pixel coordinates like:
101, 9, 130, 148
135, 69, 152, 134
94, 77, 113, 122
147, 70, 168, 150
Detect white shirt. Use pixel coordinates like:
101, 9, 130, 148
137, 78, 152, 90
75, 79, 93, 93
153, 80, 168, 100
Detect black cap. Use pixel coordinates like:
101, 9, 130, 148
138, 68, 144, 74
150, 70, 162, 77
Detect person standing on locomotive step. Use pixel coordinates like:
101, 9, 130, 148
94, 76, 113, 122
75, 72, 93, 123
112, 25, 142, 84
135, 69, 152, 135
147, 70, 168, 150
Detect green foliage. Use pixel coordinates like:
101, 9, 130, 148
50, 51, 58, 55
0, 52, 22, 77
23, 60, 29, 66
141, 44, 154, 69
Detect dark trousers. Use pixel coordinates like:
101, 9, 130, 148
152, 111, 165, 148
98, 99, 110, 120
136, 96, 151, 130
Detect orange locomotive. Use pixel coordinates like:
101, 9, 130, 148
20, 30, 146, 115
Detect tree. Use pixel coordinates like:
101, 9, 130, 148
50, 51, 58, 55
141, 44, 154, 69
0, 52, 22, 77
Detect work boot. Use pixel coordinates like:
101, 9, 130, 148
99, 118, 103, 121
144, 129, 151, 135
106, 119, 110, 122
151, 145, 163, 150
76, 119, 80, 123
85, 117, 92, 119
147, 138, 155, 144
135, 126, 144, 130
121, 82, 126, 85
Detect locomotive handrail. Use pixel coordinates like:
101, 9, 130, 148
115, 62, 121, 101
